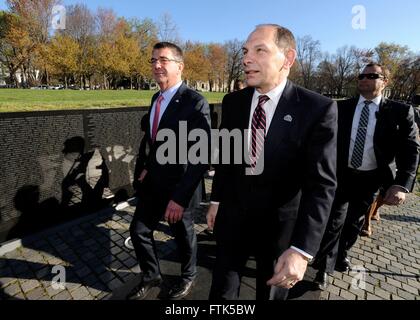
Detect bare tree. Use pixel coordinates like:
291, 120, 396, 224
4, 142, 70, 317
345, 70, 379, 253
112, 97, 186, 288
63, 4, 96, 45
62, 4, 96, 89
130, 18, 157, 50
296, 35, 321, 89
96, 7, 118, 39
157, 12, 180, 43
6, 0, 59, 44
334, 46, 358, 97
129, 18, 158, 89
316, 53, 336, 95
224, 39, 243, 92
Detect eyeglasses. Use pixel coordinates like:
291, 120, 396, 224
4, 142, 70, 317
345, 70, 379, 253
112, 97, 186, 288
358, 73, 385, 80
149, 57, 181, 65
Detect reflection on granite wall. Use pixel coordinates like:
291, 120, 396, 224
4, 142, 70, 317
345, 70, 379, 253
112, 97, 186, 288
0, 108, 147, 242
0, 105, 221, 243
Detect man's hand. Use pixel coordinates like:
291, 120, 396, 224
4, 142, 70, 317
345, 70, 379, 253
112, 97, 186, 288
206, 203, 219, 230
164, 200, 185, 224
266, 248, 309, 289
383, 185, 406, 206
137, 169, 147, 182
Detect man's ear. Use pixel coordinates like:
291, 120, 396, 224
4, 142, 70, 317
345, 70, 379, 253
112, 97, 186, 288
283, 48, 297, 70
178, 62, 185, 74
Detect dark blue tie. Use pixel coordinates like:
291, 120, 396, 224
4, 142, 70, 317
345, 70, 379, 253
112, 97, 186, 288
350, 100, 372, 168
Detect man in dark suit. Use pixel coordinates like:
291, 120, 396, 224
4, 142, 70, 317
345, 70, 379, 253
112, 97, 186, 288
313, 63, 420, 289
128, 42, 210, 300
206, 24, 338, 300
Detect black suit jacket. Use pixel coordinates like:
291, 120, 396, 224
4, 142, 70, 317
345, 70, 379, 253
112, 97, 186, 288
337, 97, 419, 191
134, 83, 211, 210
211, 80, 338, 256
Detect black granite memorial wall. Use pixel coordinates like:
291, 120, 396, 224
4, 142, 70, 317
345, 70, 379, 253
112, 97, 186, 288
0, 104, 221, 243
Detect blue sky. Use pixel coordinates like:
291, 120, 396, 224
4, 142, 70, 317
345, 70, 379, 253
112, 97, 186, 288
1, 0, 419, 54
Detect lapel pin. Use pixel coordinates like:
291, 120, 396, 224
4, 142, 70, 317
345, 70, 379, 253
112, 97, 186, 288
175, 100, 180, 103
284, 115, 293, 122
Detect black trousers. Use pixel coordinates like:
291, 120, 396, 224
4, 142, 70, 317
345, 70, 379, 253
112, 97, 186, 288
209, 204, 291, 300
129, 189, 197, 283
314, 168, 382, 273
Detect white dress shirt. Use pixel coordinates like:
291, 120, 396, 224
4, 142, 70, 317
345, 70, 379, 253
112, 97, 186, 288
246, 79, 288, 146
149, 81, 183, 135
212, 79, 313, 261
347, 95, 409, 193
348, 95, 381, 171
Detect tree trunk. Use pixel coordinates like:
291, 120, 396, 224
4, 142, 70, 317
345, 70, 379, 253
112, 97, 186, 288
21, 65, 28, 88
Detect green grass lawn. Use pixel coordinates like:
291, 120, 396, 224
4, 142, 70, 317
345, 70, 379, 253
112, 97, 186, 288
0, 89, 226, 112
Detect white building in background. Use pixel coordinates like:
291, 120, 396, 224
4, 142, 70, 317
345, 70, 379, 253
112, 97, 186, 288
0, 64, 41, 86
0, 63, 6, 86
185, 79, 233, 92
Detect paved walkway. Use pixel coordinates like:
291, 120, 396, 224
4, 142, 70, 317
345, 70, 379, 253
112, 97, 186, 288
0, 180, 419, 300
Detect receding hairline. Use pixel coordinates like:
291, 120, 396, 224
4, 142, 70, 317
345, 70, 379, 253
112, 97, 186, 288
251, 24, 296, 51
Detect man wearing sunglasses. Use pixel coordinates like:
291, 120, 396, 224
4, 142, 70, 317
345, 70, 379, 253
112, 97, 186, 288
313, 63, 419, 289
128, 42, 210, 300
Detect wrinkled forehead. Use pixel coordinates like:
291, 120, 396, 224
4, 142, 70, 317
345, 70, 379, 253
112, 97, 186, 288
246, 27, 276, 46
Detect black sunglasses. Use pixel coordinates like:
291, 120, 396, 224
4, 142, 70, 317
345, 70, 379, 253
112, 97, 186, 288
358, 73, 385, 80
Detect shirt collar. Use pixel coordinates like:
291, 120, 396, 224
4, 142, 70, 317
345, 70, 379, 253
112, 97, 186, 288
358, 95, 382, 107
253, 78, 288, 106
160, 81, 183, 102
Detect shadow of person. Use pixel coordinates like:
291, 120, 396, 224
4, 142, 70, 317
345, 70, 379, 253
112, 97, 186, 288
0, 286, 22, 300
61, 136, 110, 214
380, 213, 420, 223
8, 185, 60, 240
287, 280, 321, 300
112, 189, 129, 206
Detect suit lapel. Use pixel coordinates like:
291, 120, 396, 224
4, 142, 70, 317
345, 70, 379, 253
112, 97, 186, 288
341, 98, 358, 164
158, 83, 186, 129
373, 97, 390, 139
264, 80, 299, 160
238, 87, 254, 131
373, 97, 391, 160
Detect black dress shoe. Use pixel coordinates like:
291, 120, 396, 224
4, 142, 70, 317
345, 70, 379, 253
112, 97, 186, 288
313, 271, 329, 290
335, 257, 351, 272
167, 280, 194, 300
127, 277, 162, 300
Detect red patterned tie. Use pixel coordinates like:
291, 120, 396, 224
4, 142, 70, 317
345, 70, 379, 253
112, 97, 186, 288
251, 95, 269, 173
151, 95, 164, 142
